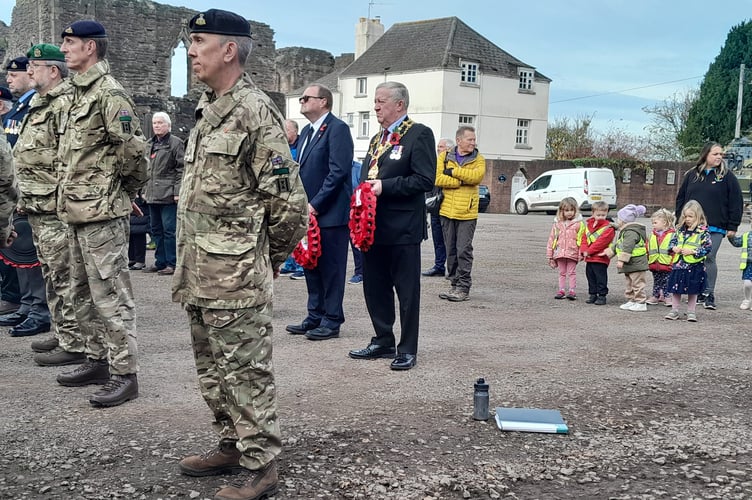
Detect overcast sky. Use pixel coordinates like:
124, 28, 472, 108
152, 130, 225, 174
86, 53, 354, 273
1, 0, 750, 136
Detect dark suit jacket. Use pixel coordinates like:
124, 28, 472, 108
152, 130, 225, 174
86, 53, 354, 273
297, 113, 353, 228
360, 121, 436, 245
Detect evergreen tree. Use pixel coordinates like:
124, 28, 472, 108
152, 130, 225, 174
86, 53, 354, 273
679, 21, 752, 154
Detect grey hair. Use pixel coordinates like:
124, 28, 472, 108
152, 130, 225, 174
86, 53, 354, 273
375, 81, 409, 109
49, 60, 68, 78
152, 112, 172, 129
456, 126, 475, 139
221, 36, 253, 65
439, 138, 455, 149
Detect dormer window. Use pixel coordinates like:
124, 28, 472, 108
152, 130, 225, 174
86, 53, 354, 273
518, 68, 534, 93
460, 60, 479, 84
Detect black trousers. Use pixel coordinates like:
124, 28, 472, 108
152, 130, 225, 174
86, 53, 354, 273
362, 243, 421, 355
586, 262, 609, 296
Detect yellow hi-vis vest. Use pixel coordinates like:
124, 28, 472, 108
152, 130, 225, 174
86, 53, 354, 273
585, 226, 608, 245
552, 221, 585, 250
740, 233, 750, 270
672, 231, 704, 264
648, 232, 673, 265
615, 231, 647, 257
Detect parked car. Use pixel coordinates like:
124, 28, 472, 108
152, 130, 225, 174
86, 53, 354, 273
513, 168, 616, 215
478, 184, 490, 213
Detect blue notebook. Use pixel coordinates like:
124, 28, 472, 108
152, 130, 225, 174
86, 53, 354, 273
494, 407, 569, 434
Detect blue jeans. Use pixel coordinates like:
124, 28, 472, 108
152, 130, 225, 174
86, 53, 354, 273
148, 203, 177, 268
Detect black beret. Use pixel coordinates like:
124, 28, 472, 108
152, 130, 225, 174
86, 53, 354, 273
0, 86, 12, 101
61, 20, 107, 39
6, 57, 28, 72
188, 9, 251, 37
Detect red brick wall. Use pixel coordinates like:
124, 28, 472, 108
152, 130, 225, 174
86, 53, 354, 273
482, 160, 694, 215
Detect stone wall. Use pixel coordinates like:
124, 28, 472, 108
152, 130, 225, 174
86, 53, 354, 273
482, 160, 694, 215
2, 0, 339, 133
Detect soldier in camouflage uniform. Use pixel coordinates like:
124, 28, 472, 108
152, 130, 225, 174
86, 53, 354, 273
14, 44, 91, 367
55, 20, 148, 408
0, 132, 18, 247
174, 10, 307, 500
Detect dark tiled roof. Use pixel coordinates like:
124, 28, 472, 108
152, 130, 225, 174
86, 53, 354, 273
341, 17, 550, 82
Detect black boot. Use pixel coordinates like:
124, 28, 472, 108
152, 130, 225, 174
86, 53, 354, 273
89, 374, 139, 407
594, 295, 607, 305
57, 358, 110, 386
585, 294, 597, 304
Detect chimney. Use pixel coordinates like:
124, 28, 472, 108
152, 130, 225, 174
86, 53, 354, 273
355, 17, 384, 60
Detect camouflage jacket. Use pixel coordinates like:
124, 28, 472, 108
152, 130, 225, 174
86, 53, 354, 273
13, 79, 73, 214
0, 132, 18, 244
172, 74, 308, 309
58, 60, 147, 224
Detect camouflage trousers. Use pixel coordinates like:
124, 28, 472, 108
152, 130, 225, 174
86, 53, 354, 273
186, 303, 281, 470
69, 217, 137, 374
28, 214, 86, 353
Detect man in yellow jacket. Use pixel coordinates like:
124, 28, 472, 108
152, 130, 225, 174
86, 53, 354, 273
435, 126, 486, 302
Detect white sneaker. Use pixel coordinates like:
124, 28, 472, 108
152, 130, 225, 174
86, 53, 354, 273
619, 301, 635, 310
628, 302, 647, 312
740, 299, 751, 310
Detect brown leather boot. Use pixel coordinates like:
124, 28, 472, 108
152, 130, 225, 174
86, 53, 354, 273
89, 374, 139, 407
214, 460, 278, 500
179, 439, 244, 477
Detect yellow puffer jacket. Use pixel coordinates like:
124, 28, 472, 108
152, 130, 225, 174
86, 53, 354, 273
435, 148, 486, 220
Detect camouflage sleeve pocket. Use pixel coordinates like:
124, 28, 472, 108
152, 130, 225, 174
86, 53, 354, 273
251, 143, 298, 197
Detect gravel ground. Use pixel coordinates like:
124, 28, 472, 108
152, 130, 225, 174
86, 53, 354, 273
1, 213, 750, 500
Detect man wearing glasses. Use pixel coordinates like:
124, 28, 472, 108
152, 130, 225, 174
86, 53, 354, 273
285, 85, 353, 341
13, 44, 87, 367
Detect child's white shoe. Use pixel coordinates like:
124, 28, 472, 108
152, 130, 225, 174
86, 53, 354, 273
619, 301, 635, 310
740, 299, 750, 310
628, 302, 647, 312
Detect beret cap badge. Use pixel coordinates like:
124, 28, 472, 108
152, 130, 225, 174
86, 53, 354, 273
195, 14, 206, 26
10, 62, 17, 69
65, 27, 73, 34
33, 48, 42, 57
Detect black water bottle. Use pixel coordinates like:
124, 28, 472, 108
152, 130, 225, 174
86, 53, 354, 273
473, 377, 489, 421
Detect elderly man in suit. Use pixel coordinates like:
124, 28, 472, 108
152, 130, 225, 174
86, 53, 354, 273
348, 81, 436, 370
285, 84, 353, 341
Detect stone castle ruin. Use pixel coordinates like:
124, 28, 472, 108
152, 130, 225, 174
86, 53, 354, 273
1, 0, 350, 137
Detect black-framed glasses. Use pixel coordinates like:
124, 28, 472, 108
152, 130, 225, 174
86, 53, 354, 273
28, 62, 52, 70
299, 95, 324, 103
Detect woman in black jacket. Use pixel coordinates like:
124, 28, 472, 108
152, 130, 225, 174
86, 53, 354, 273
675, 142, 744, 309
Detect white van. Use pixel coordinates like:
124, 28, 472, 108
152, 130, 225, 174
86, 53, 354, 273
513, 168, 617, 215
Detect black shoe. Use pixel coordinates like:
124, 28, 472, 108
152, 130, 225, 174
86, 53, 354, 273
422, 266, 445, 277
348, 343, 396, 360
89, 374, 139, 407
0, 311, 27, 326
31, 336, 59, 352
57, 359, 110, 387
9, 318, 51, 337
390, 353, 417, 371
704, 293, 716, 310
285, 321, 318, 335
0, 300, 20, 315
594, 295, 607, 305
305, 326, 340, 341
33, 349, 86, 367
585, 294, 597, 304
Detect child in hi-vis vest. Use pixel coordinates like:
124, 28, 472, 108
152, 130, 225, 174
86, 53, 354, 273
580, 200, 616, 305
546, 197, 584, 300
646, 208, 676, 306
606, 204, 649, 311
727, 227, 752, 310
666, 200, 712, 322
